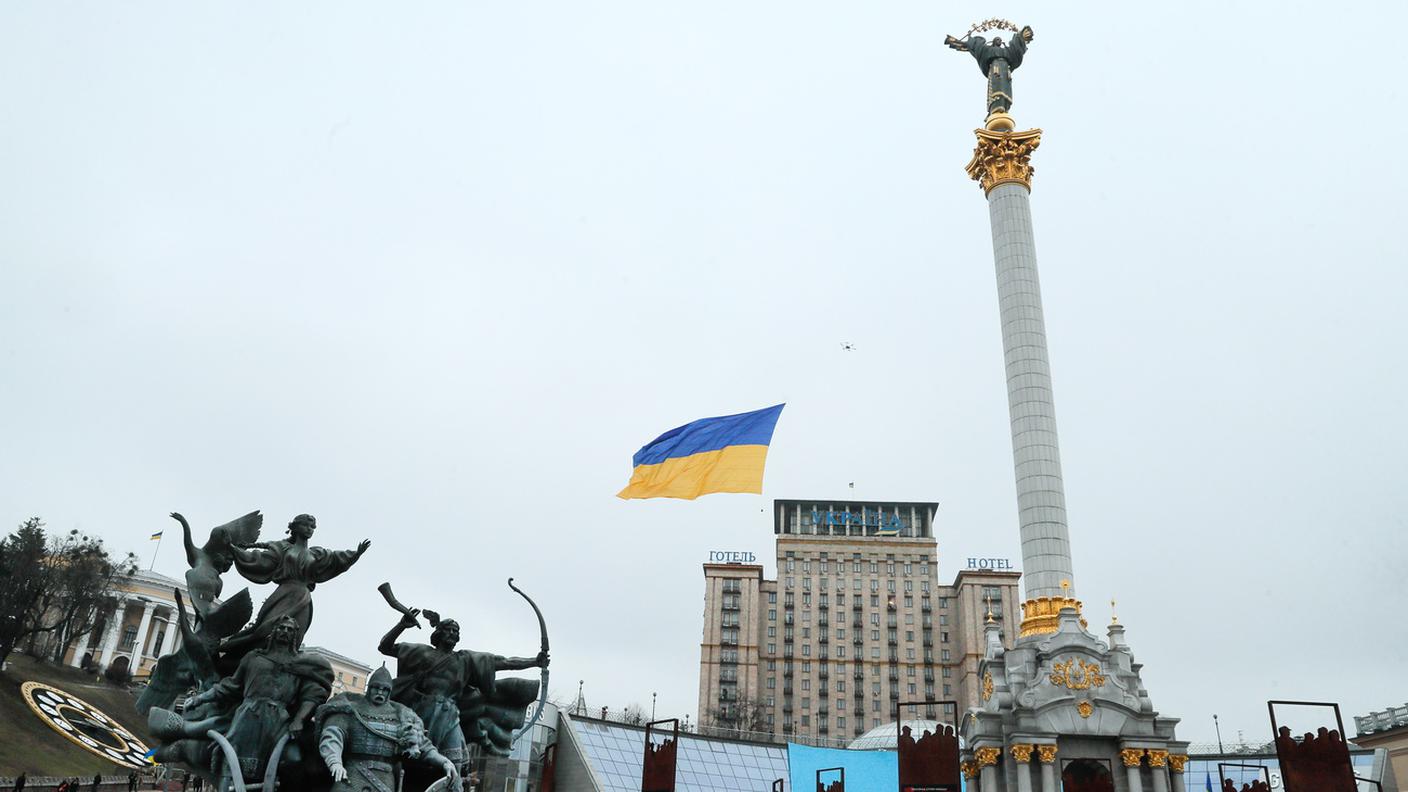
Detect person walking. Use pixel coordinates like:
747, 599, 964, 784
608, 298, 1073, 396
13, 771, 26, 792
90, 775, 100, 792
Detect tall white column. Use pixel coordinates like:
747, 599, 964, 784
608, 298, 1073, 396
96, 599, 129, 669
1012, 745, 1034, 792
1170, 763, 1187, 792
986, 178, 1075, 601
1037, 745, 1058, 792
158, 609, 179, 656
966, 127, 1075, 606
980, 764, 998, 792
1146, 750, 1170, 792
131, 601, 157, 662
1122, 749, 1145, 792
68, 626, 94, 668
976, 748, 1001, 792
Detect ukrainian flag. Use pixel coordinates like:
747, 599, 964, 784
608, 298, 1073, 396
617, 404, 785, 500
150, 531, 163, 541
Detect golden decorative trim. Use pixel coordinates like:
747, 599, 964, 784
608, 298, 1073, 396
961, 760, 980, 780
1049, 659, 1107, 690
1010, 744, 1034, 763
981, 672, 994, 701
976, 747, 1002, 767
985, 110, 1016, 132
965, 127, 1042, 195
1018, 595, 1083, 637
1168, 754, 1189, 773
1120, 748, 1146, 768
1037, 745, 1058, 764
1076, 701, 1094, 719
1147, 749, 1169, 768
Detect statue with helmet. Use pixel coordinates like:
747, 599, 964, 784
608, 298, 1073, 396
316, 665, 462, 792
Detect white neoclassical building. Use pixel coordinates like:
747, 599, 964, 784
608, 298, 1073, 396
41, 569, 373, 689
61, 569, 188, 679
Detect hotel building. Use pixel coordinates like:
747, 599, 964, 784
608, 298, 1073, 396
697, 499, 1019, 747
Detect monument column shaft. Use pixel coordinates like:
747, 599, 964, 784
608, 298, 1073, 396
986, 180, 1076, 599
1170, 773, 1186, 792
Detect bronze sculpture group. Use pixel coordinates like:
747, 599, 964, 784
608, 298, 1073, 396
141, 511, 550, 792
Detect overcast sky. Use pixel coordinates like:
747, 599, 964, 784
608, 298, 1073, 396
3, 1, 1405, 749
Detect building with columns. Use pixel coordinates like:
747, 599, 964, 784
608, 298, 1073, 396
62, 569, 188, 679
46, 570, 373, 688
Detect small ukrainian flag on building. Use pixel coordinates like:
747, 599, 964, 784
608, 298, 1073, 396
617, 404, 785, 500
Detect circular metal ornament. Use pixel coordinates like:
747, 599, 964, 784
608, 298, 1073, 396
20, 681, 153, 768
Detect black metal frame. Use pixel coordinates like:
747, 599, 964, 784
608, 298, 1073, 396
895, 699, 960, 728
895, 699, 960, 792
1217, 762, 1271, 790
1267, 700, 1347, 739
1267, 701, 1371, 792
642, 718, 680, 792
772, 779, 785, 792
817, 766, 845, 792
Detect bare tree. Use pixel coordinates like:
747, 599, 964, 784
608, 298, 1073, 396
705, 693, 771, 737
45, 531, 138, 665
0, 519, 136, 668
621, 703, 648, 725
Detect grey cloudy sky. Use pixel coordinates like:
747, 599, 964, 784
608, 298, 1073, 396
3, 0, 1405, 747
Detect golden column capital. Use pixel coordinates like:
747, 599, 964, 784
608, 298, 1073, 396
961, 760, 980, 780
1037, 744, 1058, 764
976, 747, 1002, 767
1147, 749, 1169, 768
1010, 744, 1035, 763
1018, 595, 1084, 638
1168, 755, 1190, 773
1120, 748, 1146, 768
965, 127, 1043, 196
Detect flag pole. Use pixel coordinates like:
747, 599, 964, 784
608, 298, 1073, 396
149, 533, 163, 571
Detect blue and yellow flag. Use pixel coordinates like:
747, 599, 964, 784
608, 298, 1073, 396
149, 531, 163, 541
618, 404, 784, 500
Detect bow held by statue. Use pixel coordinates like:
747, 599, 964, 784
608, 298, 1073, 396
508, 577, 550, 744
